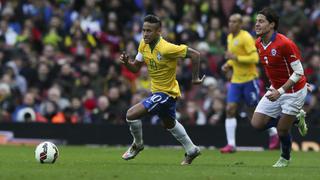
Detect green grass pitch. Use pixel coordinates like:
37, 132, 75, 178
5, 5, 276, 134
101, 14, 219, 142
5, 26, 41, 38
0, 145, 319, 180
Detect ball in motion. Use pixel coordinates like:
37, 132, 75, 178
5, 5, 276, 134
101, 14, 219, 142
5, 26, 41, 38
35, 141, 59, 163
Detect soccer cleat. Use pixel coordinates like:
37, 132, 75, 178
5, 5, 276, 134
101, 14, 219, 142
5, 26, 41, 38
272, 157, 290, 168
269, 134, 280, 150
220, 145, 236, 153
181, 146, 201, 165
296, 109, 308, 136
122, 143, 144, 160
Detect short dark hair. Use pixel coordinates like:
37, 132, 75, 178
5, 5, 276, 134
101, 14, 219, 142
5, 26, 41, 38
258, 7, 279, 30
143, 14, 161, 28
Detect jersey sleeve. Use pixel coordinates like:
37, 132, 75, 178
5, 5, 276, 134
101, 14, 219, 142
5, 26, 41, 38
237, 33, 259, 64
282, 40, 301, 63
243, 33, 257, 54
136, 40, 145, 62
137, 40, 144, 53
163, 42, 188, 59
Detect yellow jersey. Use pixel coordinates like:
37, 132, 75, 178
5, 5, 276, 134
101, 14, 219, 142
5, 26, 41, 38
137, 37, 187, 98
227, 30, 259, 83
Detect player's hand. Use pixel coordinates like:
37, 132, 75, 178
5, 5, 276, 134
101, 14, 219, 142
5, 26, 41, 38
265, 88, 281, 102
221, 63, 231, 73
119, 51, 129, 65
224, 51, 237, 60
192, 75, 206, 84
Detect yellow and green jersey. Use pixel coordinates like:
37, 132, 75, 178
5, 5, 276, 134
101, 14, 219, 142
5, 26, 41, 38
137, 37, 187, 98
227, 30, 259, 83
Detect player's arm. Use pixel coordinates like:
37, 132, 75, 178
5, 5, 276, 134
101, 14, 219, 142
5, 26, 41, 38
119, 51, 144, 73
236, 50, 259, 64
266, 43, 304, 101
277, 60, 304, 93
266, 60, 304, 101
278, 42, 304, 93
225, 50, 258, 64
186, 47, 205, 84
226, 34, 259, 64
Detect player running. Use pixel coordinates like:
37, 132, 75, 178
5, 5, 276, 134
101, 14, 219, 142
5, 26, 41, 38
120, 15, 205, 165
220, 13, 279, 153
252, 7, 308, 167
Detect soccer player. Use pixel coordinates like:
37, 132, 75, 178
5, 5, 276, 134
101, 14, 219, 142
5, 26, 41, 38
220, 13, 279, 153
252, 7, 308, 167
119, 15, 205, 165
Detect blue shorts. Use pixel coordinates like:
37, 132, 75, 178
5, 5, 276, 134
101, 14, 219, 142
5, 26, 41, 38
142, 92, 177, 120
227, 79, 260, 107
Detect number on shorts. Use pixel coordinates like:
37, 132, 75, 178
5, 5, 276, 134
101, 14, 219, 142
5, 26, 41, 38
150, 94, 162, 103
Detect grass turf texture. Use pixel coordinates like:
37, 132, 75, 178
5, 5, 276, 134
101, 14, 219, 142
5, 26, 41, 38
0, 145, 319, 180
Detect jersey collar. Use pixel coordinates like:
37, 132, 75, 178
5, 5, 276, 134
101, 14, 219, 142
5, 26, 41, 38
270, 31, 277, 42
260, 31, 277, 43
259, 31, 277, 50
149, 36, 161, 53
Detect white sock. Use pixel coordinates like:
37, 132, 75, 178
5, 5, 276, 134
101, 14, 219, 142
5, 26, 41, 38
127, 119, 143, 145
268, 127, 278, 136
168, 120, 196, 155
225, 117, 237, 147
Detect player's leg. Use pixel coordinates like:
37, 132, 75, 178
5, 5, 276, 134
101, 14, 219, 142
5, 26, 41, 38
273, 86, 308, 167
251, 87, 282, 129
251, 112, 273, 130
163, 117, 198, 153
163, 117, 200, 165
122, 102, 148, 160
220, 102, 237, 153
244, 79, 279, 149
220, 83, 240, 153
272, 114, 295, 168
126, 102, 148, 144
123, 93, 159, 160
251, 94, 282, 152
159, 94, 200, 165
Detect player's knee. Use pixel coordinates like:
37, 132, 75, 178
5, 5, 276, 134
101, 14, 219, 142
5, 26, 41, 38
226, 105, 236, 117
250, 119, 264, 130
162, 118, 175, 129
126, 108, 136, 121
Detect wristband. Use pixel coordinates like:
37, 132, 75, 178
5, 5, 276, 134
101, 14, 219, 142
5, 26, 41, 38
277, 87, 285, 95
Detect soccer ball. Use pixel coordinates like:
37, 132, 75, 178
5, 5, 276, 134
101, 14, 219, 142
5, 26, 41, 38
35, 141, 59, 163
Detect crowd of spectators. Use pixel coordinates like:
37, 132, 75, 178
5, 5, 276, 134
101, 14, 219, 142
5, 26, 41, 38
0, 0, 319, 126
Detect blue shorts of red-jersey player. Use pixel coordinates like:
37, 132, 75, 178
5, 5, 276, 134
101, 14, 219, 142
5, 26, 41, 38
142, 92, 177, 120
226, 79, 260, 107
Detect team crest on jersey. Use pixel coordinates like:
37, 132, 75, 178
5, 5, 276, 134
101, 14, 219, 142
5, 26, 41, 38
271, 49, 277, 56
157, 52, 162, 61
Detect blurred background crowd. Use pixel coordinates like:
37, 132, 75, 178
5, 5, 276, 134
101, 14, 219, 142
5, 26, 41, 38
0, 0, 319, 126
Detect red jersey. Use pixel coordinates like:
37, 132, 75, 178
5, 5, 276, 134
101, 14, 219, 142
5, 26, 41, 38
256, 32, 306, 93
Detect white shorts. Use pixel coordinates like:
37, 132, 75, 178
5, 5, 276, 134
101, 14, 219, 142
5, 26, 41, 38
254, 85, 307, 118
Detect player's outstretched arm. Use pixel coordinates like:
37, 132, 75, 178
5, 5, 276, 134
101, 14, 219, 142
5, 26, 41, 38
187, 47, 205, 84
119, 51, 144, 73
